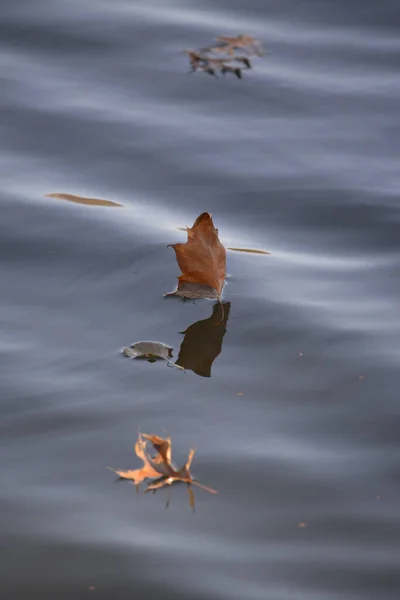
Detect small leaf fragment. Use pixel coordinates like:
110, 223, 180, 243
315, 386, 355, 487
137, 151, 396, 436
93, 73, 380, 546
227, 247, 270, 255
46, 193, 122, 207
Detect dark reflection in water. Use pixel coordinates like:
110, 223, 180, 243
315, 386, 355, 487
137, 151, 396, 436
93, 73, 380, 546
176, 302, 231, 377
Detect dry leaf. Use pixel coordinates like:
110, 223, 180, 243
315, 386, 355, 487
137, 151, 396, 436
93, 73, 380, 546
175, 301, 230, 377
46, 193, 122, 207
185, 35, 263, 80
109, 435, 165, 489
109, 432, 217, 508
166, 212, 226, 300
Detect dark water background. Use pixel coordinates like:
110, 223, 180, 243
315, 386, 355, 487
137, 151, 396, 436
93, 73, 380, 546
1, 1, 400, 598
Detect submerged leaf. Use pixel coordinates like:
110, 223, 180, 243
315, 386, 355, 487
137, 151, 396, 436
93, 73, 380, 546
46, 193, 122, 207
122, 341, 173, 361
175, 302, 231, 377
166, 212, 226, 300
168, 281, 220, 300
122, 341, 184, 370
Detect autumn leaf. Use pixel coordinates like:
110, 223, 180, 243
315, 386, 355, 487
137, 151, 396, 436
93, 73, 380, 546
109, 432, 217, 508
142, 433, 173, 469
166, 212, 226, 301
186, 35, 263, 80
108, 434, 165, 490
143, 435, 217, 503
46, 193, 122, 207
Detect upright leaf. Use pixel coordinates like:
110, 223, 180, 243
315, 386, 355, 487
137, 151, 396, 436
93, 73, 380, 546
166, 213, 226, 300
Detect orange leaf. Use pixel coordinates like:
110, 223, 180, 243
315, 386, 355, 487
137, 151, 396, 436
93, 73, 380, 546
108, 434, 164, 487
167, 213, 226, 300
109, 432, 217, 508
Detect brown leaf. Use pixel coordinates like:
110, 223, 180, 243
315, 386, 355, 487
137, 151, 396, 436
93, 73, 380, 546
46, 193, 122, 207
108, 434, 164, 487
109, 432, 217, 507
144, 435, 218, 496
175, 301, 231, 377
141, 433, 174, 474
166, 213, 226, 300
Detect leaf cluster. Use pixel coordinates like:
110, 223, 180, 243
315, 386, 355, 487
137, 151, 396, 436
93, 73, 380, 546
186, 34, 264, 79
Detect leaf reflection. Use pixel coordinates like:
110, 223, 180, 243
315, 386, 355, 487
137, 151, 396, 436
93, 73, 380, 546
175, 302, 231, 377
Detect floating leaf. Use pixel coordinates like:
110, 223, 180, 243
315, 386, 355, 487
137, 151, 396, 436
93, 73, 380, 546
109, 435, 165, 489
109, 433, 217, 509
186, 35, 263, 79
46, 193, 122, 207
166, 212, 226, 300
228, 247, 271, 255
176, 302, 231, 377
122, 341, 183, 369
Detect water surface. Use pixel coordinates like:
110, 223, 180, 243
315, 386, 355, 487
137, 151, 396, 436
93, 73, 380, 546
1, 1, 400, 599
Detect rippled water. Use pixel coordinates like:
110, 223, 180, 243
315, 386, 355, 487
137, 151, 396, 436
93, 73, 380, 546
1, 1, 400, 598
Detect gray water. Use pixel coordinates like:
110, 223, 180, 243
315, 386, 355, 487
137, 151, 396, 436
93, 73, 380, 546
1, 1, 400, 598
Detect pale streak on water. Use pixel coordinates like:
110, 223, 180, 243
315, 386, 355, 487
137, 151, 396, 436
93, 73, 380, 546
1, 1, 400, 599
